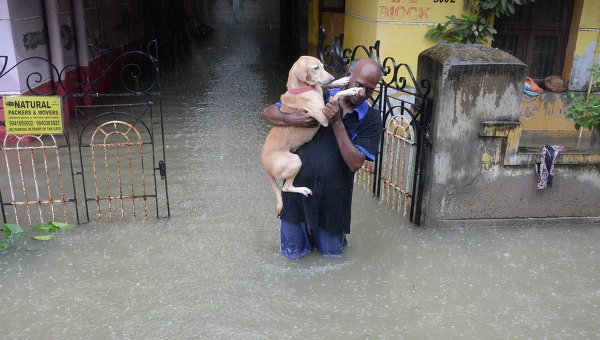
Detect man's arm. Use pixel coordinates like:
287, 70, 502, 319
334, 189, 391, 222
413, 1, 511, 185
323, 99, 366, 173
261, 104, 319, 128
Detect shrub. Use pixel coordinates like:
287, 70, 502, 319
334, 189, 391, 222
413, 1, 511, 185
566, 63, 600, 131
425, 0, 533, 44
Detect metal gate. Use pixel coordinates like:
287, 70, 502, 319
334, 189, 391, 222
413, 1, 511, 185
319, 28, 432, 225
0, 40, 170, 227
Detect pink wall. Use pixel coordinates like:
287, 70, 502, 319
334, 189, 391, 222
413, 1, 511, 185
0, 1, 19, 93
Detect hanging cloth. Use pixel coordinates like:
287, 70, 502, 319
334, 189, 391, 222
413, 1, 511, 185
535, 145, 564, 190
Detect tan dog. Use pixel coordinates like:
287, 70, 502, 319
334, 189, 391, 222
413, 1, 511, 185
261, 56, 361, 215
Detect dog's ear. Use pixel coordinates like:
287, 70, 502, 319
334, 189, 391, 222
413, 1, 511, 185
293, 59, 308, 84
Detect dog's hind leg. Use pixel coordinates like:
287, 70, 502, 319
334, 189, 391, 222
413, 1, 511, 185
282, 176, 312, 197
267, 175, 284, 216
279, 153, 312, 197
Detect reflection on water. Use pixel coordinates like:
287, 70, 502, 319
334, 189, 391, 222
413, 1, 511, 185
2, 22, 600, 339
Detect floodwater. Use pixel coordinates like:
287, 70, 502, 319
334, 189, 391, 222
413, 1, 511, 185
2, 18, 600, 340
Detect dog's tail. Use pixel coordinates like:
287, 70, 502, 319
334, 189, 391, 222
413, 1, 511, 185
267, 175, 283, 217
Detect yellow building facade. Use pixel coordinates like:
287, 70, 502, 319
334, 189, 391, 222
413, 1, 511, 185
316, 0, 599, 82
311, 0, 600, 151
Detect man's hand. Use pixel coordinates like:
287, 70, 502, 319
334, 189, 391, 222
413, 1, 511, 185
262, 105, 318, 127
323, 97, 342, 125
285, 109, 319, 128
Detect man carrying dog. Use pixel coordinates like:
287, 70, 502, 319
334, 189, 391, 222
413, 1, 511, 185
262, 58, 382, 259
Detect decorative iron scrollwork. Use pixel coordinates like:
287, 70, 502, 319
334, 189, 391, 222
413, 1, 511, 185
318, 28, 433, 225
318, 27, 430, 97
0, 39, 161, 96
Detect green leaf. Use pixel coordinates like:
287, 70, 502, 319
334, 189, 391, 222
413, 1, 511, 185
0, 242, 8, 250
33, 235, 55, 241
48, 222, 74, 230
33, 224, 55, 232
3, 223, 24, 237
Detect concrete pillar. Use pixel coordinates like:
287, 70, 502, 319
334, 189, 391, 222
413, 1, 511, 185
417, 44, 526, 227
417, 43, 527, 228
416, 43, 600, 227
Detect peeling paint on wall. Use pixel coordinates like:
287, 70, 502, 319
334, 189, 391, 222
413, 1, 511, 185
22, 25, 75, 51
570, 42, 598, 91
22, 29, 47, 50
60, 25, 74, 50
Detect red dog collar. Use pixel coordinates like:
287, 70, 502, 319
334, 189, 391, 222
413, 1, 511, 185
287, 85, 316, 94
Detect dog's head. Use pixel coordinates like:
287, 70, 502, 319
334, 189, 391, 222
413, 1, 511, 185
290, 56, 335, 86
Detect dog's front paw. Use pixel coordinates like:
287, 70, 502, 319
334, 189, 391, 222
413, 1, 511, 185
330, 76, 350, 87
335, 87, 362, 100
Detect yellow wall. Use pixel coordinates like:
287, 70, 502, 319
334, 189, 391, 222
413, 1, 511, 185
343, 14, 378, 57
579, 0, 600, 31
574, 0, 600, 57
340, 0, 600, 78
345, 0, 378, 21
330, 0, 600, 139
520, 95, 572, 131
376, 24, 431, 71
376, 0, 463, 23
343, 0, 463, 71
307, 0, 600, 152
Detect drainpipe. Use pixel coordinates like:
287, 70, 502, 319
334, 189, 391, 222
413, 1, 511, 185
44, 0, 64, 85
72, 0, 88, 70
71, 0, 91, 109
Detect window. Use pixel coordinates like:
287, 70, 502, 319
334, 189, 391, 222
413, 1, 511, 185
492, 0, 574, 84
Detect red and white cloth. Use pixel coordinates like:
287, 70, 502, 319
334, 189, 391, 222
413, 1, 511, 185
536, 145, 564, 190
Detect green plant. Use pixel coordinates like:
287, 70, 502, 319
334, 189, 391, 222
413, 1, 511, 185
566, 63, 600, 131
425, 0, 533, 44
1, 221, 75, 250
426, 14, 496, 44
1, 223, 25, 250
32, 221, 75, 240
3, 223, 24, 237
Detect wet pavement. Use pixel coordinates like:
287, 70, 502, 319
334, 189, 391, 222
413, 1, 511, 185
1, 10, 600, 340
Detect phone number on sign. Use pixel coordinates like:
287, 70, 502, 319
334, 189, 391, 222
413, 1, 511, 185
35, 120, 61, 126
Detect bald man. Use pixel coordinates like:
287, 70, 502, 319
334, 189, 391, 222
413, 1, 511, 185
262, 58, 382, 259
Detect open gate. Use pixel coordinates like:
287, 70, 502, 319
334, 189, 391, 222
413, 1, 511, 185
319, 28, 432, 225
0, 40, 170, 227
